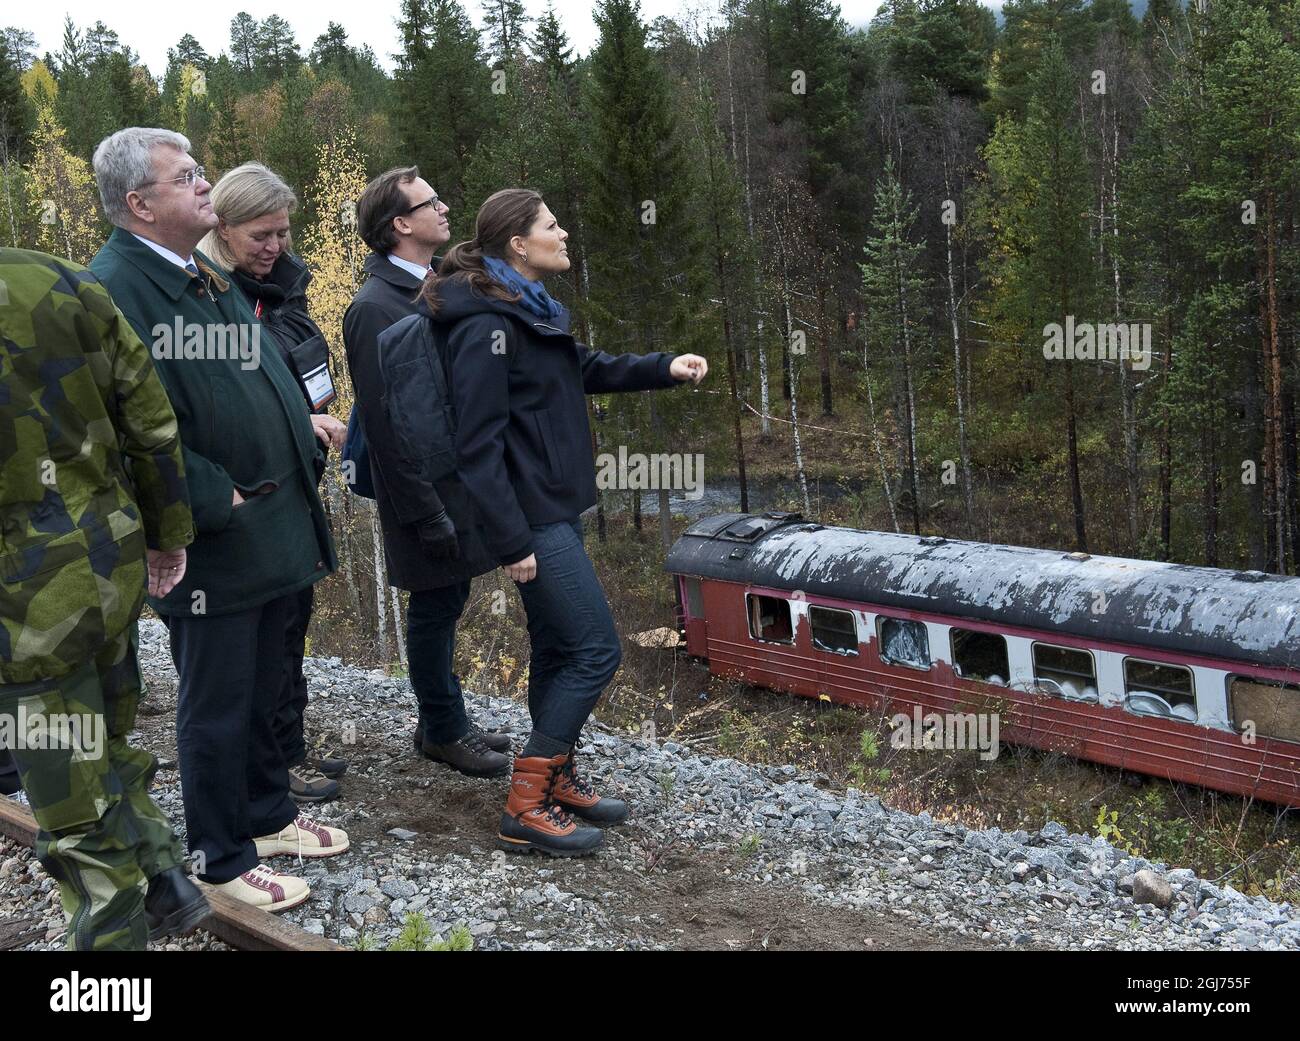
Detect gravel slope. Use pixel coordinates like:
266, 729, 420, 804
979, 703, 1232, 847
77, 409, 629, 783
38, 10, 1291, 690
2, 618, 1296, 951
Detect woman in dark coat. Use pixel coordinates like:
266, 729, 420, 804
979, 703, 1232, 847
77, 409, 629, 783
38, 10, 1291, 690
201, 163, 348, 804
420, 189, 708, 856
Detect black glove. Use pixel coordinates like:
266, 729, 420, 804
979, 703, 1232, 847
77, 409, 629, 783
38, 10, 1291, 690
416, 509, 460, 560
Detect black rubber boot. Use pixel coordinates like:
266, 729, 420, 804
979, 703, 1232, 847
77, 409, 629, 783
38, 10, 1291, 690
145, 867, 211, 941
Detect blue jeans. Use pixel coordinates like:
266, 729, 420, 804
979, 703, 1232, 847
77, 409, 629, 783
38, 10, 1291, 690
407, 581, 471, 745
515, 519, 621, 747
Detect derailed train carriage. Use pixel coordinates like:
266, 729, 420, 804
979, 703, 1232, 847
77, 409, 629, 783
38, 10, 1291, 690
664, 512, 1300, 807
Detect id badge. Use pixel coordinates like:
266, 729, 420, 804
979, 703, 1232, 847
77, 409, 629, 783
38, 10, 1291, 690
304, 362, 337, 410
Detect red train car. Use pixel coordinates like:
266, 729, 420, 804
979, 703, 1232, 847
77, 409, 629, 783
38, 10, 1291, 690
664, 512, 1300, 807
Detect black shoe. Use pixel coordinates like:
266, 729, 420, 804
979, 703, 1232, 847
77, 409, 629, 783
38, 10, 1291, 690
315, 756, 348, 779
419, 731, 511, 778
144, 867, 210, 941
414, 723, 511, 754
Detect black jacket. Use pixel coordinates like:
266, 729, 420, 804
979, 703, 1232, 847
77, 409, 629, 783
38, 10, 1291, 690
343, 252, 495, 590
230, 253, 334, 416
431, 274, 681, 566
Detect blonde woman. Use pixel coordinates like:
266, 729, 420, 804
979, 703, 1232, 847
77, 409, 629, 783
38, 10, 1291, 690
200, 162, 348, 803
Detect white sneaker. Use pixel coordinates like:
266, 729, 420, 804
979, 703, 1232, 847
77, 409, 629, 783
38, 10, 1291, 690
213, 865, 310, 913
254, 814, 350, 859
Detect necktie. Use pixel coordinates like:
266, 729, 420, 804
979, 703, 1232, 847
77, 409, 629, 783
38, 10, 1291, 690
184, 262, 200, 278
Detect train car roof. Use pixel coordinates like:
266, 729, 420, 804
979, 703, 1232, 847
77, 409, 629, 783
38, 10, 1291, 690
664, 513, 1300, 670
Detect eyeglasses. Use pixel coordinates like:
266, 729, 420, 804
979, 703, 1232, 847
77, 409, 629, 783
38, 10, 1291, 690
405, 193, 440, 215
135, 165, 206, 192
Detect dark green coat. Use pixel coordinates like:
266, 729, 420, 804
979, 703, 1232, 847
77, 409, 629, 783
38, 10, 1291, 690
89, 228, 336, 617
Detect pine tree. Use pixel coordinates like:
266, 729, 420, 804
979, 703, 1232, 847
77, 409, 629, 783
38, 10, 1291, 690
230, 12, 259, 77
585, 0, 704, 548
481, 0, 529, 63
394, 0, 490, 210
2, 28, 37, 72
988, 0, 1096, 120
256, 15, 303, 81
890, 0, 991, 101
0, 34, 32, 160
862, 154, 929, 534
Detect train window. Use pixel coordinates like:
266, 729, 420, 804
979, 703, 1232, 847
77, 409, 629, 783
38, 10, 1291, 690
1032, 643, 1097, 700
683, 578, 704, 619
810, 606, 858, 656
747, 594, 793, 644
1124, 659, 1195, 716
877, 617, 931, 669
1229, 679, 1300, 744
951, 629, 1009, 685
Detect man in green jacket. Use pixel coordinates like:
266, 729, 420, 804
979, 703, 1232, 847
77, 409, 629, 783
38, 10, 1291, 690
89, 128, 348, 912
0, 246, 207, 949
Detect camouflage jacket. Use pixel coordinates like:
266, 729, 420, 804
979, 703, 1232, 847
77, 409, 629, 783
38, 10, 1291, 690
0, 248, 193, 685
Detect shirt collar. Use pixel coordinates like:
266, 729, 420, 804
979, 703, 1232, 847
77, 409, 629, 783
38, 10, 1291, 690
386, 253, 429, 281
131, 232, 195, 270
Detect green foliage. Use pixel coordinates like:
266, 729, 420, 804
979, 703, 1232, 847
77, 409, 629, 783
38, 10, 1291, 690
387, 913, 475, 951
848, 728, 891, 787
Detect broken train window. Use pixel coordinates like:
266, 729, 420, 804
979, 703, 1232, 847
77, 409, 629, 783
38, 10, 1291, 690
1229, 678, 1300, 743
877, 616, 931, 669
810, 606, 858, 656
951, 628, 1009, 685
747, 593, 793, 644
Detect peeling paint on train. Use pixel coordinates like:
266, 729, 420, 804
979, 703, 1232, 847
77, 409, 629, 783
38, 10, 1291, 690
664, 513, 1300, 669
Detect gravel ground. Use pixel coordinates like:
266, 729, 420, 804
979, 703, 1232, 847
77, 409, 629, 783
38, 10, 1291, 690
2, 617, 1297, 951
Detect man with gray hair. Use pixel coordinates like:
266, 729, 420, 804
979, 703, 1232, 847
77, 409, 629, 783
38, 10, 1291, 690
89, 128, 349, 912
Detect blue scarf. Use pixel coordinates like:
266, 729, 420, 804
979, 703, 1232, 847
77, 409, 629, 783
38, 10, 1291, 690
483, 255, 566, 322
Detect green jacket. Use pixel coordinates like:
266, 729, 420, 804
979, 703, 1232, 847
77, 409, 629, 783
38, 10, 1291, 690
0, 247, 193, 684
89, 228, 336, 617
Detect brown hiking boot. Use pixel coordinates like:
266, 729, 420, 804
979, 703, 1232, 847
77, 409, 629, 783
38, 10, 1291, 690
498, 755, 603, 857
553, 750, 628, 825
288, 763, 340, 803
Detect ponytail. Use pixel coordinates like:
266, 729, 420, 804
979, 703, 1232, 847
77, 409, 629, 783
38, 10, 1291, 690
419, 237, 520, 315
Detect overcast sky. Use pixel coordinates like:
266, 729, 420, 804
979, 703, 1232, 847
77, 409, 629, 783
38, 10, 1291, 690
12, 1, 1003, 76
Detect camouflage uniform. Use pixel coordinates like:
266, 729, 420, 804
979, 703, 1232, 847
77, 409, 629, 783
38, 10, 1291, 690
0, 247, 194, 950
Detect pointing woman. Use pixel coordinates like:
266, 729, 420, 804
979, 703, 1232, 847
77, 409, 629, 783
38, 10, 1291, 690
419, 189, 707, 856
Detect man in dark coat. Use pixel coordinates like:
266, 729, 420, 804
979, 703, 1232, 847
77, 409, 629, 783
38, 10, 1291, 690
343, 166, 511, 778
89, 128, 348, 912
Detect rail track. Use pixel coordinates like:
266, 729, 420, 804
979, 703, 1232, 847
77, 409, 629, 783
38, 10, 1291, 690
0, 798, 343, 952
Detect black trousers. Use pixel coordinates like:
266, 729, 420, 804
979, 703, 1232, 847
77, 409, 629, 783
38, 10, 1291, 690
407, 582, 472, 744
273, 584, 314, 768
164, 595, 299, 884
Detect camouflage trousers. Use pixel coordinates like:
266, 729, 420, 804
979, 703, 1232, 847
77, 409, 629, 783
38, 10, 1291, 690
0, 624, 184, 950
